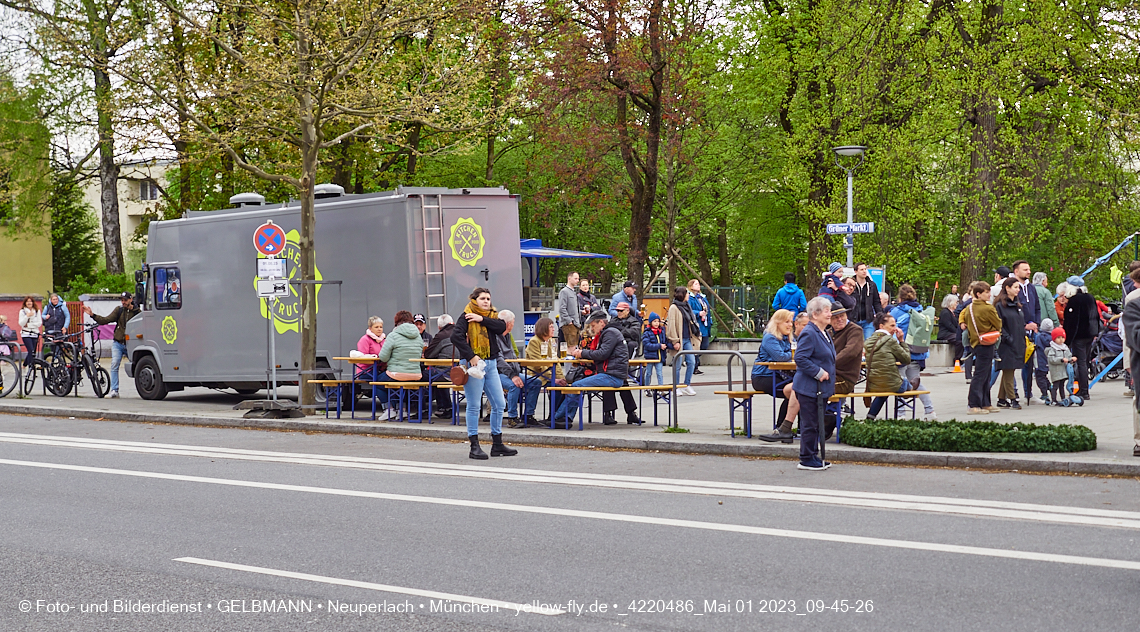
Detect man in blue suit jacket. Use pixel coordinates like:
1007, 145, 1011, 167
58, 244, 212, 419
793, 297, 837, 471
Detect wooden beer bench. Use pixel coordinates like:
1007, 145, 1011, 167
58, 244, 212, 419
713, 390, 762, 438
310, 379, 373, 419
827, 389, 931, 441
370, 381, 448, 423
544, 385, 673, 430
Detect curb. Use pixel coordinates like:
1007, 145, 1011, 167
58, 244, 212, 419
1, 403, 1137, 477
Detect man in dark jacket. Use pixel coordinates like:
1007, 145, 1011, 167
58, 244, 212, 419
552, 311, 634, 424
851, 263, 883, 338
82, 292, 140, 398
827, 302, 861, 440
611, 302, 642, 359
423, 315, 456, 418
1121, 267, 1140, 457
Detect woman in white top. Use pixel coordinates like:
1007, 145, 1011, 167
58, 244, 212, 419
17, 295, 42, 367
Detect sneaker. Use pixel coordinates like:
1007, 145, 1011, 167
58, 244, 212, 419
683, 386, 698, 396
1134, 445, 1140, 457
1009, 400, 1022, 410
968, 407, 987, 414
693, 368, 704, 375
1037, 397, 1050, 406
984, 405, 1000, 412
758, 429, 795, 443
923, 412, 938, 421
109, 391, 119, 399
996, 399, 1011, 408
434, 409, 453, 419
1125, 390, 1134, 397
504, 416, 523, 428
797, 460, 831, 471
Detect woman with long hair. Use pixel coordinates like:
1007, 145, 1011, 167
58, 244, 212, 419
451, 287, 518, 459
666, 286, 701, 396
17, 296, 41, 368
995, 277, 1026, 409
959, 281, 1002, 414
754, 309, 801, 442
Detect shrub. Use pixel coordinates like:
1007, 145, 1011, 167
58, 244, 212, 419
840, 418, 1096, 453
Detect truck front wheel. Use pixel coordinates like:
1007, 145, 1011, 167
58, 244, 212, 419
135, 355, 169, 401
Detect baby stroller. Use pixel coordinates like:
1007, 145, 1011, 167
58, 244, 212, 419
1089, 314, 1124, 381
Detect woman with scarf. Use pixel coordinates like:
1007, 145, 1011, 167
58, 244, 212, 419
666, 286, 701, 396
451, 287, 518, 460
995, 277, 1027, 408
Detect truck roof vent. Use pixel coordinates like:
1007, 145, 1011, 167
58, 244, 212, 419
314, 183, 345, 199
229, 192, 265, 208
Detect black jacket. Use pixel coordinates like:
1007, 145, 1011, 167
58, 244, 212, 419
450, 314, 507, 362
853, 278, 883, 323
995, 297, 1026, 368
90, 304, 141, 343
1063, 291, 1100, 341
937, 307, 960, 343
1122, 293, 1140, 413
611, 313, 642, 345
580, 324, 629, 380
425, 324, 456, 359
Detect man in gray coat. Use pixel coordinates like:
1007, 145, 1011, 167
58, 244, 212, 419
557, 271, 581, 347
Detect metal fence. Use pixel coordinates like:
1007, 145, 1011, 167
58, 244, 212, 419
708, 285, 779, 336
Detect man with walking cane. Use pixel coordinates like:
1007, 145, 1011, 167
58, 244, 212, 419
794, 297, 837, 471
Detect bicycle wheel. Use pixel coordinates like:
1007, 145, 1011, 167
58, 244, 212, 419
47, 364, 73, 397
23, 363, 38, 395
89, 363, 110, 398
0, 357, 19, 398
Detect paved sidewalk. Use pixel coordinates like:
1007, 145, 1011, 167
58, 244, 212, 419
2, 362, 1138, 475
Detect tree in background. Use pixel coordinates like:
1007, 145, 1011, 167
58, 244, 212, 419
49, 173, 101, 291
0, 73, 51, 233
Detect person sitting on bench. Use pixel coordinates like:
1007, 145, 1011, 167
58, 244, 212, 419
552, 311, 636, 425
863, 311, 912, 419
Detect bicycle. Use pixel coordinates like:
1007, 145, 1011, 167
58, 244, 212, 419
0, 341, 20, 398
53, 326, 111, 398
22, 335, 73, 397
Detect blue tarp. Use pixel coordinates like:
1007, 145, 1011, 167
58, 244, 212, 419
519, 239, 611, 259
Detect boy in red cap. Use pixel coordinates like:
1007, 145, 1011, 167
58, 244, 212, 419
1046, 327, 1076, 404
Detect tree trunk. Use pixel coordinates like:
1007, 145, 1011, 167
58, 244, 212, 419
716, 215, 731, 286
94, 65, 123, 274
297, 20, 318, 413
406, 122, 423, 177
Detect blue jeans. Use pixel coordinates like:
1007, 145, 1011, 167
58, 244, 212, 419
553, 373, 623, 421
464, 358, 505, 436
675, 340, 696, 386
500, 373, 542, 417
867, 378, 911, 419
857, 320, 874, 339
641, 359, 665, 385
110, 341, 127, 393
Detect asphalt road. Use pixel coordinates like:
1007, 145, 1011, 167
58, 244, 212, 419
2, 413, 1139, 632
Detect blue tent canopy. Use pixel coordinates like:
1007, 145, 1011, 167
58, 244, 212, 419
519, 239, 612, 259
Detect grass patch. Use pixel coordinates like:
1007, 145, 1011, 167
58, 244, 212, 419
663, 427, 691, 433
841, 417, 1096, 453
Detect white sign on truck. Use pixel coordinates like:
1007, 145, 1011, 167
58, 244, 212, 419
256, 278, 291, 298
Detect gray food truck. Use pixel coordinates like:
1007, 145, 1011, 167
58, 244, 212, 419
125, 186, 524, 399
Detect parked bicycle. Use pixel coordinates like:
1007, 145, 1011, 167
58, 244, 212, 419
51, 325, 111, 398
22, 334, 73, 397
0, 341, 20, 398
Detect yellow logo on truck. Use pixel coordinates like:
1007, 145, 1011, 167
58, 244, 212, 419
254, 229, 322, 334
161, 316, 178, 344
448, 217, 485, 267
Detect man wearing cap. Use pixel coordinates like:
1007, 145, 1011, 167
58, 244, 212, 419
827, 301, 862, 439
611, 301, 642, 359
82, 292, 140, 398
990, 266, 1012, 303
413, 313, 431, 344
609, 281, 638, 318
552, 311, 635, 425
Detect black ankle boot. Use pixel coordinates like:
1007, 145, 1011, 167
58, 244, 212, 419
490, 433, 518, 457
469, 435, 488, 460
602, 412, 617, 425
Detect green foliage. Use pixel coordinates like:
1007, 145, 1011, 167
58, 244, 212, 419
840, 418, 1097, 453
0, 75, 51, 235
59, 270, 134, 301
663, 426, 691, 433
49, 174, 101, 291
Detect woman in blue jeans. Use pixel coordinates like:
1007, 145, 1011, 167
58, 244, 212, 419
450, 287, 518, 460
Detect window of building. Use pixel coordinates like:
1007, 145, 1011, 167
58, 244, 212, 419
153, 266, 182, 310
140, 179, 159, 201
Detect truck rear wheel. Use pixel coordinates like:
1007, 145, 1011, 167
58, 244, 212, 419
135, 355, 168, 400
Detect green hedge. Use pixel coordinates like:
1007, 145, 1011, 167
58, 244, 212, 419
840, 418, 1097, 453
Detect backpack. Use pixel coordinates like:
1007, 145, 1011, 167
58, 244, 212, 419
904, 306, 936, 353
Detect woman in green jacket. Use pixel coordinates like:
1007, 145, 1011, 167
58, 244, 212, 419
377, 311, 428, 379
863, 312, 912, 419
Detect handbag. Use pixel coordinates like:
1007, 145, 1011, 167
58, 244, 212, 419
969, 303, 1001, 345
448, 348, 468, 386
564, 363, 585, 384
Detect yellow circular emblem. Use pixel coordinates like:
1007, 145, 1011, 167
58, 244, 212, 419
161, 316, 178, 344
448, 217, 485, 267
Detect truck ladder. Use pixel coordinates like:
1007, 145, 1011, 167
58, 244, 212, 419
419, 194, 447, 322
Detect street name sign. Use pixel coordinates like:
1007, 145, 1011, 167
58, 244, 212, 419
826, 222, 875, 235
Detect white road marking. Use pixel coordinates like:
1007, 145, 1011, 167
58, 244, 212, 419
3, 456, 1140, 572
0, 431, 1137, 530
173, 557, 564, 615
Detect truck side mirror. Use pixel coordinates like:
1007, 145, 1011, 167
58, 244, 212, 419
135, 283, 146, 309
134, 270, 145, 283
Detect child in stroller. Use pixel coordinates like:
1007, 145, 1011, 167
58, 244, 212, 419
1090, 313, 1124, 381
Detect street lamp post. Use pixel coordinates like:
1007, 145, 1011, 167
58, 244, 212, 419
833, 145, 867, 268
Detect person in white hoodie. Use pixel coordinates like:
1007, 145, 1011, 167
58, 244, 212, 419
17, 295, 42, 367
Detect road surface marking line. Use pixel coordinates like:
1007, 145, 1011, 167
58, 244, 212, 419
172, 557, 564, 615
3, 456, 1140, 572
2, 433, 1139, 529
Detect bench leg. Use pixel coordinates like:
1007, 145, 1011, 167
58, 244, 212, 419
745, 397, 752, 438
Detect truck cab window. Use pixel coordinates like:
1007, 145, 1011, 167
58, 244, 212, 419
154, 267, 182, 310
